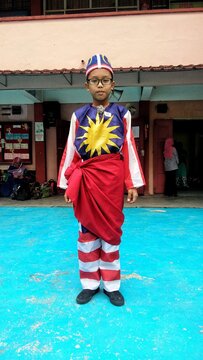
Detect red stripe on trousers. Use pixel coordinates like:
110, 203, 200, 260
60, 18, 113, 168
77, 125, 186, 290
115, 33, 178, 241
80, 270, 101, 281
101, 249, 119, 262
78, 231, 98, 243
100, 269, 120, 281
78, 248, 100, 262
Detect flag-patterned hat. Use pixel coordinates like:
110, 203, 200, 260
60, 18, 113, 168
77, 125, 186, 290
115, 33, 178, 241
86, 54, 113, 77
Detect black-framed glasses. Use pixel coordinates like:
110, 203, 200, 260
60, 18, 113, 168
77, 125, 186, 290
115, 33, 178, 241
87, 78, 113, 86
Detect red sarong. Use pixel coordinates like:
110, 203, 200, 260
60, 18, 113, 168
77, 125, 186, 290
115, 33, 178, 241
65, 153, 125, 245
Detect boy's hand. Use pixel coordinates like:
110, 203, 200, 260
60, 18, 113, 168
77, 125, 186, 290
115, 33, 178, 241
127, 188, 138, 203
64, 189, 72, 203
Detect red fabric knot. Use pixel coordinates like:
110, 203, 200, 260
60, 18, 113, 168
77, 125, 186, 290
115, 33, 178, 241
64, 154, 125, 245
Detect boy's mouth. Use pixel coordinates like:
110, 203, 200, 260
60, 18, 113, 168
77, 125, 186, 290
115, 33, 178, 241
96, 91, 105, 95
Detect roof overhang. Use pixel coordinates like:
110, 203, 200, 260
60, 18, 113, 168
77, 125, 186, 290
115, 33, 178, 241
0, 65, 203, 104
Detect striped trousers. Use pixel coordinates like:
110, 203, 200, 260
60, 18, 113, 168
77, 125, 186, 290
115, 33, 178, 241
78, 230, 121, 292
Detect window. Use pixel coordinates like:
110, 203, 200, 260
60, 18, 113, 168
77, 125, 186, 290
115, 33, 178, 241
92, 0, 115, 9
45, 0, 64, 11
0, 0, 30, 16
66, 1, 90, 10
151, 0, 169, 9
170, 1, 203, 8
118, 0, 138, 8
0, 0, 30, 10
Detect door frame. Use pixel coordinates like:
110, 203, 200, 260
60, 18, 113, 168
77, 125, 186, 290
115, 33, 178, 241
153, 119, 173, 194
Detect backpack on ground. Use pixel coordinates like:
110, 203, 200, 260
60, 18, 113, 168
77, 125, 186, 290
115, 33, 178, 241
48, 179, 58, 195
11, 183, 31, 201
40, 179, 57, 198
30, 182, 42, 199
40, 182, 52, 198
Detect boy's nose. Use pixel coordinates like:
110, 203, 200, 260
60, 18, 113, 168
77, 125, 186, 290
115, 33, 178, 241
97, 80, 104, 87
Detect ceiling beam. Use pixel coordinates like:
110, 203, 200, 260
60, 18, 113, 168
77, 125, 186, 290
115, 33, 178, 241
141, 86, 153, 101
139, 70, 203, 86
0, 70, 203, 90
0, 75, 7, 87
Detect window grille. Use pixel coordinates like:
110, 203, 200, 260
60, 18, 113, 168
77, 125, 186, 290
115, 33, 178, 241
0, 0, 30, 11
43, 0, 139, 14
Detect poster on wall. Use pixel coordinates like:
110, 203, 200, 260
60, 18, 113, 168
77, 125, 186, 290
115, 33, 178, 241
0, 122, 32, 164
35, 122, 44, 142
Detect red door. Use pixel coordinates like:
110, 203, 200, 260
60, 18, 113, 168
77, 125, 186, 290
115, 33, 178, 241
153, 119, 173, 193
56, 119, 70, 170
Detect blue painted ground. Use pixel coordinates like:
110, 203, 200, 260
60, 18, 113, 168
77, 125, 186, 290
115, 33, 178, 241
0, 207, 202, 360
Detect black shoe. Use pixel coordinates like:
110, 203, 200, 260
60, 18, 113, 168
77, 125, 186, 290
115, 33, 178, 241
76, 288, 100, 305
103, 289, 124, 306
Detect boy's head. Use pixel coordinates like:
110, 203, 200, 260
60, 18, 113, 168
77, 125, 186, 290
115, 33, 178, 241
85, 54, 115, 106
86, 54, 113, 79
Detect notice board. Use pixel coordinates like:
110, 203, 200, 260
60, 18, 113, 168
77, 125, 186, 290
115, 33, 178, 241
0, 122, 32, 164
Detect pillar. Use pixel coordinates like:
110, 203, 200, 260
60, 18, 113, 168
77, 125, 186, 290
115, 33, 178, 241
34, 103, 46, 183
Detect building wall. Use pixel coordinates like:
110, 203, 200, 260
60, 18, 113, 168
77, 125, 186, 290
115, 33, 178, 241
1, 11, 203, 191
150, 100, 203, 120
0, 11, 203, 70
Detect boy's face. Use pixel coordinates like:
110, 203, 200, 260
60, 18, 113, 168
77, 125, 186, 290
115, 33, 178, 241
85, 68, 115, 106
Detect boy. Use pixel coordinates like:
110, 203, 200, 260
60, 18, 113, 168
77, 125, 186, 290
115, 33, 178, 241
57, 54, 145, 306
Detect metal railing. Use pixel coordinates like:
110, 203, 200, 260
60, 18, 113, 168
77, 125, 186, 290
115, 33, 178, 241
43, 1, 203, 15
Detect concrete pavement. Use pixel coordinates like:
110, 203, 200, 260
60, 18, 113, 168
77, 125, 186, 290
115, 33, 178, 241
0, 191, 203, 208
1, 206, 202, 359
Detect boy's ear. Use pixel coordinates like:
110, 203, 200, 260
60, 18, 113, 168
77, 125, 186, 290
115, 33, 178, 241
85, 82, 89, 91
111, 80, 115, 90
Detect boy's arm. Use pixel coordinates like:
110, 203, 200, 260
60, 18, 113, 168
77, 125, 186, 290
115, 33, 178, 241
122, 110, 145, 192
57, 113, 80, 190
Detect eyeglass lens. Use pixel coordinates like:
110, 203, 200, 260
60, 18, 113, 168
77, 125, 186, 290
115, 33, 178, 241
88, 78, 112, 85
